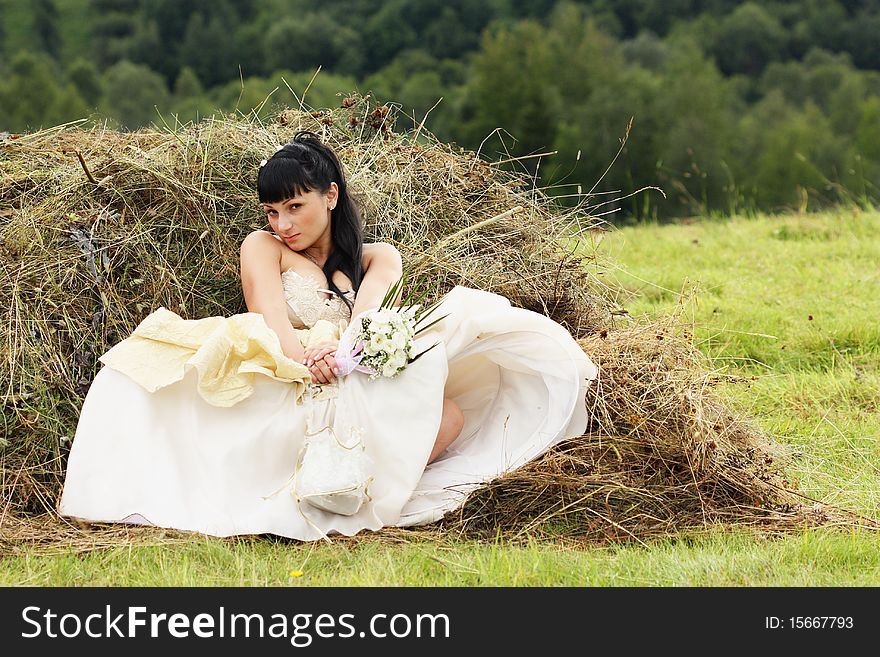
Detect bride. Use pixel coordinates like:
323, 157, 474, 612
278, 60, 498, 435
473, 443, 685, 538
59, 130, 599, 542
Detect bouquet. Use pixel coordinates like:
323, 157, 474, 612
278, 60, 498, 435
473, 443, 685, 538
334, 272, 446, 379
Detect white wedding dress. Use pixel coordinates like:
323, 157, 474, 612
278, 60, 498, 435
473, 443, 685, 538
59, 270, 598, 541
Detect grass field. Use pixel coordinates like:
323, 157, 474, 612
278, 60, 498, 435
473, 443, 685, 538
2, 208, 878, 586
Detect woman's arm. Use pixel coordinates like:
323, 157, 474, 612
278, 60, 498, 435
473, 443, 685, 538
239, 230, 306, 363
350, 242, 404, 321
305, 243, 403, 383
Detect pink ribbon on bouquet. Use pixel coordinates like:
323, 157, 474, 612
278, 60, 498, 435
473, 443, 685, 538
334, 321, 376, 377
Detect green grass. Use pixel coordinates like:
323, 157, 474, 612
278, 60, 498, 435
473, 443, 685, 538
2, 209, 879, 586
3, 527, 880, 586
597, 208, 880, 520
599, 208, 880, 374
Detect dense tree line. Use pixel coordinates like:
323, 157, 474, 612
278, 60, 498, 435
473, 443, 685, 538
0, 0, 878, 219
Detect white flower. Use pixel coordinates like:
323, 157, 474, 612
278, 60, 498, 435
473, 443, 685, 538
369, 332, 390, 353
390, 330, 408, 351
361, 309, 391, 335
371, 319, 393, 336
389, 351, 407, 371
346, 303, 429, 379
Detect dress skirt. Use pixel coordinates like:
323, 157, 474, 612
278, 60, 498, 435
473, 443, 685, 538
59, 286, 598, 541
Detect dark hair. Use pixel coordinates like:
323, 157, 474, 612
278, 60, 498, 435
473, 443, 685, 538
257, 130, 364, 311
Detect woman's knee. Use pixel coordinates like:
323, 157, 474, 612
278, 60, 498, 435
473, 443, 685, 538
441, 398, 464, 439
429, 399, 464, 465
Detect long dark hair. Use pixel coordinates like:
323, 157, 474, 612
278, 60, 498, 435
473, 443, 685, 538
257, 130, 364, 311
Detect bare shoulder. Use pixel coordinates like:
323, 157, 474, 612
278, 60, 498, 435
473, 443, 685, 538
240, 229, 281, 256
239, 230, 283, 277
363, 242, 402, 273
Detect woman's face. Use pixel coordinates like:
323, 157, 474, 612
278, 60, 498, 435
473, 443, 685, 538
262, 183, 338, 251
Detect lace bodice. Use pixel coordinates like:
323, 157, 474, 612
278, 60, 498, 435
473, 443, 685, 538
281, 269, 354, 329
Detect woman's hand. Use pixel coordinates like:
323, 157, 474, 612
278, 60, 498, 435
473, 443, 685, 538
303, 341, 337, 367
309, 352, 339, 384
303, 343, 339, 384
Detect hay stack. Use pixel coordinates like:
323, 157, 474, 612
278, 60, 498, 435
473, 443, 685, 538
431, 312, 848, 545
0, 93, 864, 549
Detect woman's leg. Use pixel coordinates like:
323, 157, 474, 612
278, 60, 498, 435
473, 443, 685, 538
428, 398, 464, 465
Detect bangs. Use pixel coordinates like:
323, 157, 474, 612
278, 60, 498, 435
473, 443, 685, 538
257, 158, 315, 203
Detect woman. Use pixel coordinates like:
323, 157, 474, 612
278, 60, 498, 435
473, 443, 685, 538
59, 131, 598, 541
243, 134, 464, 465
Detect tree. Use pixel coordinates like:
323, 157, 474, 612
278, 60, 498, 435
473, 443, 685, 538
737, 91, 852, 209
91, 0, 139, 67
853, 95, 880, 203
395, 71, 446, 132
839, 9, 880, 70
759, 60, 809, 107
709, 2, 788, 76
651, 33, 739, 214
32, 0, 60, 59
457, 0, 501, 34
803, 48, 852, 114
126, 17, 165, 80
790, 0, 847, 59
179, 10, 239, 87
129, 0, 244, 82
362, 2, 418, 71
48, 83, 91, 126
855, 96, 880, 162
170, 67, 217, 125
363, 49, 440, 101
458, 19, 561, 162
545, 3, 622, 103
424, 7, 478, 59
99, 60, 170, 130
264, 14, 339, 73
209, 68, 358, 122
173, 66, 204, 99
551, 63, 665, 218
828, 73, 867, 136
329, 25, 366, 78
0, 50, 61, 131
67, 58, 104, 106
633, 0, 706, 38
620, 30, 669, 72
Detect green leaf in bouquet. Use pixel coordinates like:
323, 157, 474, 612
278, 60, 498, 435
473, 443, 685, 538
380, 266, 428, 309
409, 341, 441, 363
413, 312, 449, 336
379, 274, 405, 310
403, 284, 432, 317
380, 263, 422, 310
412, 297, 447, 334
378, 265, 447, 334
398, 269, 431, 307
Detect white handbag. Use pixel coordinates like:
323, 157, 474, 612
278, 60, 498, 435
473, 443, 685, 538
293, 378, 374, 516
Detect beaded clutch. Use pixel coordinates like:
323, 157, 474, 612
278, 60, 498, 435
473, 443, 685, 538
293, 378, 373, 516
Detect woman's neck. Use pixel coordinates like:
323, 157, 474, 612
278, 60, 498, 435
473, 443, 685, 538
303, 228, 332, 267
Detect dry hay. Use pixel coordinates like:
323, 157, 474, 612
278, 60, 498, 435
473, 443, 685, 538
429, 310, 875, 546
0, 92, 872, 554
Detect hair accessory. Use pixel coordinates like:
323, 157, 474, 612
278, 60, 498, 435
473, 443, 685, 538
259, 159, 267, 167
